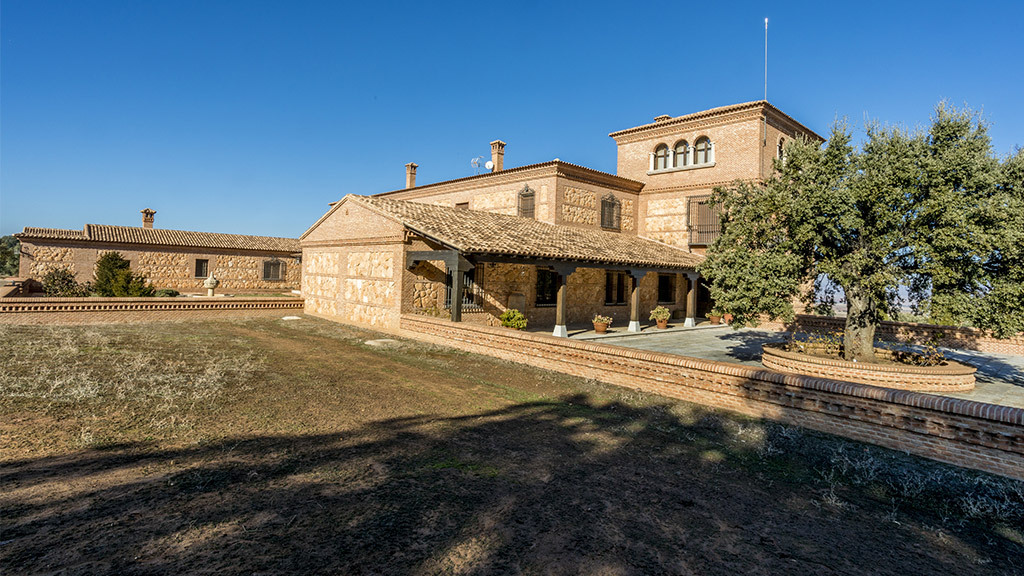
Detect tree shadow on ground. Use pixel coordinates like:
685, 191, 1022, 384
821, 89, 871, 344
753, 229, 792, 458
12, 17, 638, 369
5, 396, 1022, 575
714, 330, 789, 362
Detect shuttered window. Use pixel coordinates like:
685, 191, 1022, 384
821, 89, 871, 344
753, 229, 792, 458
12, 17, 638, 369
687, 195, 721, 246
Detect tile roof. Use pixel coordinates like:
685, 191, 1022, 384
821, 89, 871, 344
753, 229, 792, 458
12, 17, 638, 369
17, 224, 299, 253
608, 100, 824, 141
346, 195, 704, 270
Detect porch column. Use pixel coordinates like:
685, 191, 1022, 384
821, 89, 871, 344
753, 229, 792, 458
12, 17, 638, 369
552, 263, 576, 338
685, 272, 699, 327
446, 252, 474, 323
628, 270, 642, 332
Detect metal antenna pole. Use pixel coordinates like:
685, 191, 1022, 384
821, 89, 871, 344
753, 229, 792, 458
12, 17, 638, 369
764, 18, 768, 102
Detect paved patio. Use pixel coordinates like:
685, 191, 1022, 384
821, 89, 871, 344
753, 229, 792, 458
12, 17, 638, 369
557, 323, 1024, 409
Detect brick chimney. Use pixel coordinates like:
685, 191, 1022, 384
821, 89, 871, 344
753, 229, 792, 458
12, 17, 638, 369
654, 114, 671, 122
405, 162, 418, 189
141, 208, 156, 229
489, 140, 506, 172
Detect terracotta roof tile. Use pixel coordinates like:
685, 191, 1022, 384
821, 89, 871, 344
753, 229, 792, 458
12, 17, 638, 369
350, 195, 703, 270
17, 225, 299, 253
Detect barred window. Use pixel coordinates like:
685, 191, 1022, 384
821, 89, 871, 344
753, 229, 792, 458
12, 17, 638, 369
518, 185, 535, 219
600, 194, 621, 231
604, 271, 628, 305
263, 259, 284, 281
653, 144, 670, 170
445, 267, 481, 310
673, 140, 689, 168
535, 268, 559, 306
687, 195, 721, 246
194, 259, 209, 278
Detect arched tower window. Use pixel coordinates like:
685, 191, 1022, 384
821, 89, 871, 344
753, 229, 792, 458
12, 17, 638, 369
600, 194, 622, 230
518, 185, 535, 219
673, 140, 689, 168
694, 136, 712, 165
653, 144, 669, 171
777, 137, 786, 163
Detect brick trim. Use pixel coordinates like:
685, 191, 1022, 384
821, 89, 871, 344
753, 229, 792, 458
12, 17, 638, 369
0, 297, 303, 325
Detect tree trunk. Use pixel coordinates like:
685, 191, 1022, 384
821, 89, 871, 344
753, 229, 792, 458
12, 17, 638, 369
843, 288, 877, 362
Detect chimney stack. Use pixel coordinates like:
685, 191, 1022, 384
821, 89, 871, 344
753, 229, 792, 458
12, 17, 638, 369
490, 140, 506, 172
405, 162, 418, 189
141, 208, 156, 229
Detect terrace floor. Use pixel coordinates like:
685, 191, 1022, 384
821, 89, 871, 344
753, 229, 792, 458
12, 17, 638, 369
551, 322, 1024, 409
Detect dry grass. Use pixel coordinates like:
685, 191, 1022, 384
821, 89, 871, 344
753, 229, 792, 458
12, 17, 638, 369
1, 317, 1022, 575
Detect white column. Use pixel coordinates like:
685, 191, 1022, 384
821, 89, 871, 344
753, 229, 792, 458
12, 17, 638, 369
649, 153, 655, 172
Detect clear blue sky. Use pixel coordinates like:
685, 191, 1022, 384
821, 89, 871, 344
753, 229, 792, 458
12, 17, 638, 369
2, 0, 1022, 238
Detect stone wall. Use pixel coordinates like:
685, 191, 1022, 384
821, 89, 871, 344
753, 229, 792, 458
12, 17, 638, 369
18, 240, 300, 293
761, 315, 1024, 356
302, 246, 402, 331
401, 314, 1024, 481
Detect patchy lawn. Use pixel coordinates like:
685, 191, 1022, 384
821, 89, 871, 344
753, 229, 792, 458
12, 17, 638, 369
1, 317, 1022, 575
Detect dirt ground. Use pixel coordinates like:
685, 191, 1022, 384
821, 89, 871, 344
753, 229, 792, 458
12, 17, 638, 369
2, 317, 1022, 575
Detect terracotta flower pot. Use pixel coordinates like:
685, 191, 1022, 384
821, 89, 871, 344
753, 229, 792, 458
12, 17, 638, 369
723, 313, 733, 325
593, 322, 609, 334
709, 315, 722, 325
656, 319, 668, 329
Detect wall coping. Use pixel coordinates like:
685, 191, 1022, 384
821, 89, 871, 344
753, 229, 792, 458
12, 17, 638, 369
401, 314, 1024, 426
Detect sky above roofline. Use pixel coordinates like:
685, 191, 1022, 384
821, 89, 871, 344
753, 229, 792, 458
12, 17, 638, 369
2, 0, 1022, 237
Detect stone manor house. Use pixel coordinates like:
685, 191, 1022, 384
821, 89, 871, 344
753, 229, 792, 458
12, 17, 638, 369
301, 101, 821, 335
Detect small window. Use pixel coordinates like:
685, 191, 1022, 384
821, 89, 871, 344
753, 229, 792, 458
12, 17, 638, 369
194, 259, 209, 278
263, 259, 284, 281
673, 140, 689, 168
604, 271, 628, 305
694, 137, 712, 164
455, 202, 469, 210
653, 144, 669, 171
518, 186, 535, 219
600, 194, 621, 230
535, 268, 559, 306
445, 267, 480, 309
777, 137, 787, 164
657, 274, 676, 304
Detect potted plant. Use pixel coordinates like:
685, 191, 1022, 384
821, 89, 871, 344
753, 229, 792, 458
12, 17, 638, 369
708, 308, 723, 325
592, 314, 612, 334
649, 306, 671, 329
723, 313, 734, 325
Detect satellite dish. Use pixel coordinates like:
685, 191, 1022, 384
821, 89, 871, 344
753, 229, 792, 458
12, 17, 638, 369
471, 156, 484, 174
484, 160, 494, 170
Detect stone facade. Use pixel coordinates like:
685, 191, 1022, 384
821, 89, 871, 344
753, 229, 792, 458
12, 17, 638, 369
17, 239, 300, 293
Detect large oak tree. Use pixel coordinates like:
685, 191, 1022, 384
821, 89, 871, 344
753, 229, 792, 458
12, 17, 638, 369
699, 105, 1020, 361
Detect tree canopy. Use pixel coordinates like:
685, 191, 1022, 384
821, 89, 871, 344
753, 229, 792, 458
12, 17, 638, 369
699, 104, 1022, 361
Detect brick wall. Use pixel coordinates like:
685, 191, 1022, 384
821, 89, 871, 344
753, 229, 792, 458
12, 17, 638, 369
761, 315, 1024, 356
400, 314, 1024, 480
0, 297, 303, 325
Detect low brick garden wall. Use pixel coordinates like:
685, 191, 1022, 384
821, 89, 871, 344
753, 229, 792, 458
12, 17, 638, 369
0, 297, 304, 325
761, 315, 1024, 356
400, 314, 1024, 480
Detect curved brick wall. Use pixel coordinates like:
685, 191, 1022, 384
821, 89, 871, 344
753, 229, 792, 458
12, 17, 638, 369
761, 344, 976, 392
400, 314, 1023, 480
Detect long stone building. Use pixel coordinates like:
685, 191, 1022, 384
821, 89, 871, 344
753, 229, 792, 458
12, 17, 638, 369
16, 210, 301, 293
301, 101, 821, 335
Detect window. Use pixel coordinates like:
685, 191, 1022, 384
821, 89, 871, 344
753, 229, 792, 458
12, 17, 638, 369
604, 271, 628, 305
653, 144, 670, 170
687, 195, 721, 246
518, 185, 535, 219
445, 268, 480, 310
600, 194, 621, 230
194, 259, 209, 278
455, 202, 469, 210
657, 274, 676, 303
673, 140, 689, 168
263, 259, 284, 281
535, 268, 559, 306
694, 137, 712, 164
777, 137, 787, 164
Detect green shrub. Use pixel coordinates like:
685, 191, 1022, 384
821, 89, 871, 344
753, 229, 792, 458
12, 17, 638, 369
649, 306, 671, 321
94, 252, 154, 297
499, 308, 528, 330
41, 266, 91, 297
154, 288, 180, 298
